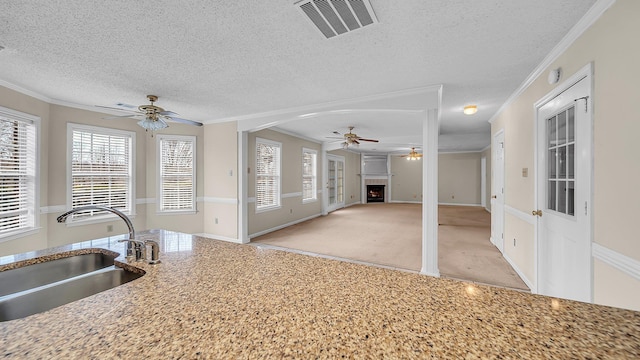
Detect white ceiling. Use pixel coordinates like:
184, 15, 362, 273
0, 0, 597, 153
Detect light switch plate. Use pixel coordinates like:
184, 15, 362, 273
522, 168, 528, 177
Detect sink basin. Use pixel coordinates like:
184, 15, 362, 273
0, 253, 144, 322
0, 252, 117, 297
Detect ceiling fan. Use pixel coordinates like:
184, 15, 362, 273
97, 95, 203, 133
326, 126, 379, 148
400, 147, 422, 160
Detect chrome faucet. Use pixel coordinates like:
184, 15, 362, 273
57, 205, 136, 259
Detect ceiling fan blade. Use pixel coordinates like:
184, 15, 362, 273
159, 110, 179, 116
352, 139, 360, 145
164, 116, 203, 126
358, 138, 379, 142
332, 131, 342, 135
325, 136, 344, 139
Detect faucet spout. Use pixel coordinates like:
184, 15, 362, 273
57, 205, 136, 257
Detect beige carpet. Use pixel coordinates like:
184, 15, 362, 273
253, 203, 528, 291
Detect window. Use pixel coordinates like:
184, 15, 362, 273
302, 148, 317, 203
68, 124, 135, 222
0, 106, 39, 240
157, 135, 196, 213
255, 138, 281, 211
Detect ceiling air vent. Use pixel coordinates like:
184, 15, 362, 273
296, 0, 378, 39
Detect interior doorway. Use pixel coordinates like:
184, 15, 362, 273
491, 130, 505, 253
534, 64, 593, 302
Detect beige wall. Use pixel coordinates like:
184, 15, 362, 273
202, 121, 238, 239
248, 129, 322, 236
438, 152, 482, 205
491, 0, 640, 310
390, 155, 422, 202
0, 86, 204, 256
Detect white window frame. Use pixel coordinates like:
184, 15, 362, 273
302, 148, 317, 203
156, 134, 196, 214
0, 106, 40, 242
66, 123, 136, 225
255, 137, 281, 213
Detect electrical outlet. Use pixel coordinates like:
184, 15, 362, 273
290, 209, 293, 214
451, 195, 455, 199
229, 169, 233, 176
107, 225, 113, 232
215, 218, 218, 224
513, 238, 516, 246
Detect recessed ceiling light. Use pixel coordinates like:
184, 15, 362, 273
463, 105, 478, 115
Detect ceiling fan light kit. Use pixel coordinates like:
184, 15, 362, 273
97, 95, 203, 135
402, 147, 422, 160
329, 126, 379, 149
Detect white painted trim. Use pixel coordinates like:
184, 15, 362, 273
247, 197, 256, 203
593, 243, 640, 282
282, 192, 302, 199
484, 207, 491, 213
0, 79, 52, 103
479, 144, 491, 153
389, 200, 422, 204
504, 205, 536, 225
488, 0, 615, 124
503, 252, 535, 291
248, 213, 321, 239
438, 150, 484, 154
438, 202, 482, 207
40, 205, 67, 214
193, 233, 242, 244
421, 108, 439, 277
224, 85, 442, 127
268, 126, 322, 144
202, 197, 238, 204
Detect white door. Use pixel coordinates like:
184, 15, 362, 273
491, 131, 505, 253
327, 155, 345, 212
481, 156, 487, 209
535, 72, 592, 302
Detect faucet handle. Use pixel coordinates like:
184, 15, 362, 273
118, 239, 146, 262
144, 240, 161, 265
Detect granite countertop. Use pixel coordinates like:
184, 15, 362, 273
1, 229, 639, 358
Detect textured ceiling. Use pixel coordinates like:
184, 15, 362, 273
0, 0, 597, 152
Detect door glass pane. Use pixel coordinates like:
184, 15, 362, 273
548, 180, 557, 211
337, 161, 344, 203
558, 146, 567, 179
568, 181, 575, 216
328, 160, 336, 205
547, 116, 557, 147
558, 181, 567, 214
548, 149, 557, 178
568, 107, 575, 142
557, 110, 567, 144
568, 144, 574, 179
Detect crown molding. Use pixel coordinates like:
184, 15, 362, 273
488, 0, 616, 124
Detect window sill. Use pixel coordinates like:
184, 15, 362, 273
156, 210, 197, 216
0, 227, 42, 243
63, 213, 137, 227
255, 205, 282, 214
302, 199, 318, 204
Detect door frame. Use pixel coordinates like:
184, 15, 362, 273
491, 129, 505, 253
533, 62, 593, 297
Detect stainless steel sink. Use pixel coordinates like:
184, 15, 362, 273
0, 253, 116, 297
0, 254, 144, 322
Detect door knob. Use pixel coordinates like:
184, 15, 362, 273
491, 195, 497, 199
532, 210, 542, 217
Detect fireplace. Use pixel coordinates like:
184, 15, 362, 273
367, 185, 385, 203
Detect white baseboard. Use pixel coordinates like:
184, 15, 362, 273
484, 207, 491, 213
503, 252, 535, 291
193, 233, 242, 244
593, 243, 640, 281
249, 213, 321, 239
389, 200, 422, 204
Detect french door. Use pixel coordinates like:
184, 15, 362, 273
327, 155, 344, 212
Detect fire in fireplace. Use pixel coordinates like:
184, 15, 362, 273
367, 185, 385, 203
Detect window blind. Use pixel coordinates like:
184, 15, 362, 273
302, 149, 316, 202
256, 139, 281, 210
159, 136, 195, 212
70, 126, 133, 220
0, 115, 37, 236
